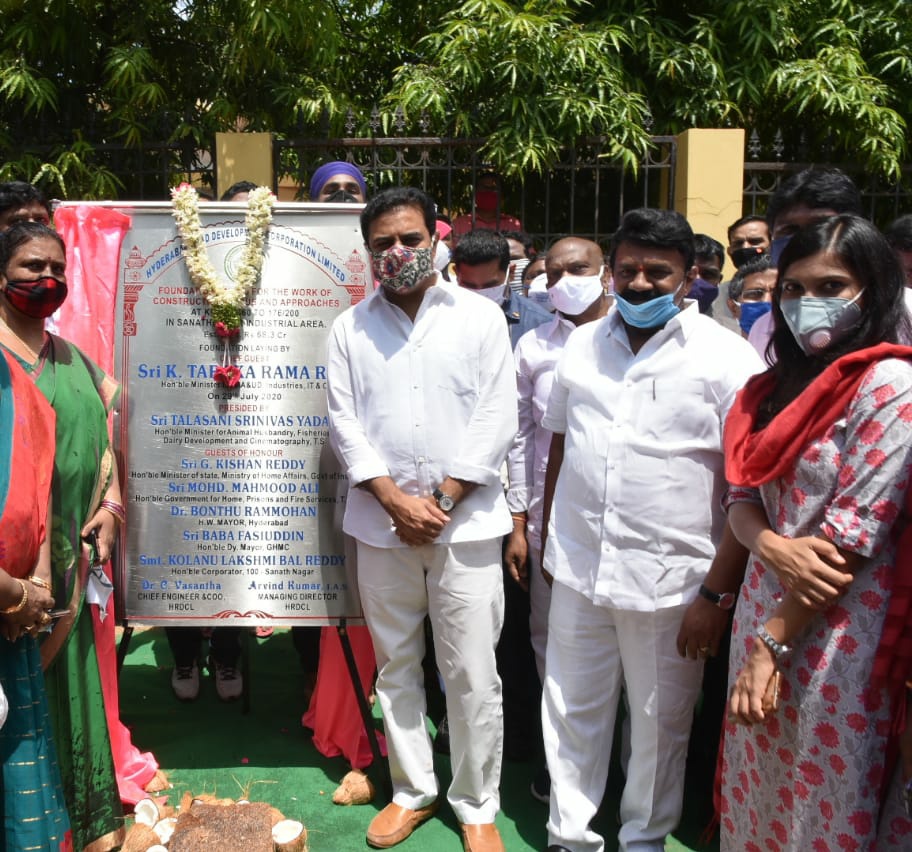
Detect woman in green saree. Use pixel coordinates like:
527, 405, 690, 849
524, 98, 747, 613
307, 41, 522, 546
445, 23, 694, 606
0, 222, 124, 851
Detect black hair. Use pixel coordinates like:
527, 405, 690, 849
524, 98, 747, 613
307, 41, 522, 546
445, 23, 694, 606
694, 233, 725, 270
727, 214, 768, 242
0, 221, 65, 276
610, 207, 695, 269
498, 230, 534, 258
220, 180, 259, 201
360, 187, 437, 243
522, 256, 546, 283
766, 168, 863, 230
452, 229, 510, 271
476, 171, 501, 188
0, 181, 51, 218
728, 254, 773, 301
763, 215, 910, 412
884, 214, 912, 252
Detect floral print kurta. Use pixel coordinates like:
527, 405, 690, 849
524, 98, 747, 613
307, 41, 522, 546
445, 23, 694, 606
722, 358, 912, 850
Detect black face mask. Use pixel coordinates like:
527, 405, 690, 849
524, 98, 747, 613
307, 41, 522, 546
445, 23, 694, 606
731, 246, 767, 269
325, 189, 360, 204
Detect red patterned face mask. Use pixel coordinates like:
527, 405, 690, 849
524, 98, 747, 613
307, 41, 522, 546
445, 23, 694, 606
4, 276, 68, 318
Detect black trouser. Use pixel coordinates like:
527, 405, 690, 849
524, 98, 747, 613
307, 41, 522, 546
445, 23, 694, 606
165, 626, 241, 668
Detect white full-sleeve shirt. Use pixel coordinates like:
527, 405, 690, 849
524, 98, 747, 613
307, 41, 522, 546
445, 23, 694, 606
542, 301, 764, 611
326, 274, 518, 548
506, 314, 575, 543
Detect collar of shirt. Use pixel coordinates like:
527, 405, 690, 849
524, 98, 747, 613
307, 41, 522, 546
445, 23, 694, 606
366, 271, 454, 320
605, 298, 699, 351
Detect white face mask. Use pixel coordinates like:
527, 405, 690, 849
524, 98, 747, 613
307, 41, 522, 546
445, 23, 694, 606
510, 258, 529, 291
549, 266, 605, 316
433, 242, 451, 272
527, 273, 553, 311
473, 281, 508, 304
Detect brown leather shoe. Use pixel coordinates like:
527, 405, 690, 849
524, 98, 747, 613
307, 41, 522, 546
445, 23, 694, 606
460, 823, 505, 852
366, 801, 439, 848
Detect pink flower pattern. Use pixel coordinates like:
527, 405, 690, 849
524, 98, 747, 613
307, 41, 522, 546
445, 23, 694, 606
722, 360, 912, 850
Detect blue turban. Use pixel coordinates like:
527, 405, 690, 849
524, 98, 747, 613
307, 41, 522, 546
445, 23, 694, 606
309, 161, 367, 200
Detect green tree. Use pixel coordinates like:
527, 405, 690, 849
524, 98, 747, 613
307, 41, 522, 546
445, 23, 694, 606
1, 0, 909, 196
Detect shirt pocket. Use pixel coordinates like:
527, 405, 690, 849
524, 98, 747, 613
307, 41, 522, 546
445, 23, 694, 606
632, 378, 718, 449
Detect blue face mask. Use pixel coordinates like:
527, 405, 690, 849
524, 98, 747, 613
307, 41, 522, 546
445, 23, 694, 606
738, 301, 772, 335
615, 280, 685, 329
770, 235, 792, 268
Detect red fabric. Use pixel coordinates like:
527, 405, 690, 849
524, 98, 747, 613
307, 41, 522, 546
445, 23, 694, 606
52, 205, 160, 804
302, 625, 386, 769
724, 343, 912, 487
53, 206, 130, 373
0, 352, 56, 579
724, 342, 912, 805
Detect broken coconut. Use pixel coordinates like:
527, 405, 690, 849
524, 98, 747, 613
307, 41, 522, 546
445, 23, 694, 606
121, 823, 160, 852
154, 816, 177, 845
133, 797, 160, 827
272, 819, 307, 852
332, 769, 375, 805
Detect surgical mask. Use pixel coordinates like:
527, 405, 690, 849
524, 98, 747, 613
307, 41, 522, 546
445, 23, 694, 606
615, 279, 685, 329
549, 267, 605, 316
527, 273, 553, 311
370, 245, 435, 295
510, 258, 529, 292
324, 189, 360, 204
433, 242, 451, 272
472, 279, 508, 304
731, 246, 766, 268
4, 276, 68, 318
770, 235, 792, 267
737, 300, 772, 335
780, 291, 864, 355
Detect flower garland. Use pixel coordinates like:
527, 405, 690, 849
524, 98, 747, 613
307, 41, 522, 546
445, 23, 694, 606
170, 183, 275, 387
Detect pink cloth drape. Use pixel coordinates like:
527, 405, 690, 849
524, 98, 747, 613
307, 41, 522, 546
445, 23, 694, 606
53, 205, 159, 805
302, 625, 386, 769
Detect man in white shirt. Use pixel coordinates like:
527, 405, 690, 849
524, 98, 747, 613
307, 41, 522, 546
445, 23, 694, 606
539, 208, 763, 852
326, 187, 517, 852
505, 237, 612, 802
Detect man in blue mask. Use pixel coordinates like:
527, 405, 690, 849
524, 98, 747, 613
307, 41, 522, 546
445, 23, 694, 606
539, 208, 763, 852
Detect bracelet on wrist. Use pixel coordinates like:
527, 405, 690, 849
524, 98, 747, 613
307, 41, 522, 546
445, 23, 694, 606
2, 579, 29, 615
28, 576, 51, 591
100, 499, 126, 525
757, 625, 791, 661
511, 514, 527, 524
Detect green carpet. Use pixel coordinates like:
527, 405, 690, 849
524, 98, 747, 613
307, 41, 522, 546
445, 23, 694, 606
117, 627, 718, 852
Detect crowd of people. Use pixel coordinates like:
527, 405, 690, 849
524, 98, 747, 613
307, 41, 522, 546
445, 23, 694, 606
2, 165, 912, 852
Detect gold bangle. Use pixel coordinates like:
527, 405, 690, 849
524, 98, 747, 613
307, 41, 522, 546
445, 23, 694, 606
511, 514, 527, 524
2, 579, 28, 615
28, 576, 51, 591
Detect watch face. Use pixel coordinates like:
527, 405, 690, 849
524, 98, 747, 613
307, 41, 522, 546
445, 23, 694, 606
438, 495, 455, 511
719, 592, 736, 611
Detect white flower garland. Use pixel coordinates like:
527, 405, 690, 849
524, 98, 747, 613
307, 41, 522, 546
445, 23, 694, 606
170, 183, 275, 333
170, 183, 274, 386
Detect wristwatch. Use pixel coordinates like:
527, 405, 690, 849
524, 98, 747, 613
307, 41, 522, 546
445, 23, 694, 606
698, 583, 736, 611
432, 487, 456, 512
757, 625, 792, 660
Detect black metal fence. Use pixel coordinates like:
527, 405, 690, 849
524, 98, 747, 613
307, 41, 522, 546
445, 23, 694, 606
273, 134, 677, 250
742, 129, 912, 228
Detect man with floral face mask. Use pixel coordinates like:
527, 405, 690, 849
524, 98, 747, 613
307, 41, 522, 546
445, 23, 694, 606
539, 209, 763, 852
453, 229, 551, 349
327, 187, 517, 852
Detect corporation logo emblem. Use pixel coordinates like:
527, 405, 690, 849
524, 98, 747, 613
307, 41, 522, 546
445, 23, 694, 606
223, 244, 245, 281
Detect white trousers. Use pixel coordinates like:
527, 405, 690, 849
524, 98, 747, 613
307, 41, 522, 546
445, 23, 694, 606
543, 582, 703, 852
357, 539, 505, 824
